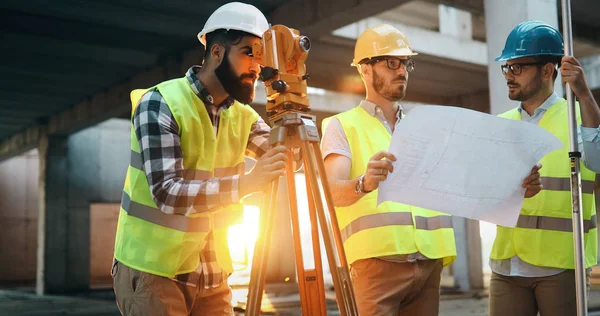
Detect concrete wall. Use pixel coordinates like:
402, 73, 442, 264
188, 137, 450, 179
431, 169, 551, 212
0, 149, 39, 285
0, 118, 130, 287
90, 203, 120, 286
68, 118, 130, 203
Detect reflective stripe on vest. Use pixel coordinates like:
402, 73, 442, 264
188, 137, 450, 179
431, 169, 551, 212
326, 106, 457, 266
415, 215, 453, 230
121, 192, 210, 233
340, 213, 453, 242
130, 150, 143, 170
540, 176, 596, 194
129, 150, 244, 179
341, 212, 411, 242
115, 78, 258, 277
490, 100, 597, 269
517, 214, 597, 233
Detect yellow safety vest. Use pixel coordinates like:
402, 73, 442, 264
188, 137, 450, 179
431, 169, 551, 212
491, 99, 598, 269
114, 77, 259, 277
323, 106, 457, 266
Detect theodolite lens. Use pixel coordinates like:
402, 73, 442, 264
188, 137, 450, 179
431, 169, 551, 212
272, 80, 288, 93
298, 36, 311, 52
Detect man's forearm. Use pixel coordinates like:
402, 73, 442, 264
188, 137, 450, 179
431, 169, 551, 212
579, 93, 600, 128
150, 175, 240, 215
239, 173, 263, 198
328, 176, 366, 207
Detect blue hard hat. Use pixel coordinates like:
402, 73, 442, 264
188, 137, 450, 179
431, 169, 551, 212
495, 20, 564, 62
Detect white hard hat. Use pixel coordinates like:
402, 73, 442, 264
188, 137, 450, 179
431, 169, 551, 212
197, 2, 269, 47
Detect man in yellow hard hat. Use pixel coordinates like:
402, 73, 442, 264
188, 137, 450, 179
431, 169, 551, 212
320, 24, 543, 315
111, 2, 289, 315
489, 20, 600, 316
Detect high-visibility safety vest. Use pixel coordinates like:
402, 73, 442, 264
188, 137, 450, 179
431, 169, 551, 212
323, 106, 457, 266
491, 99, 598, 269
113, 77, 259, 277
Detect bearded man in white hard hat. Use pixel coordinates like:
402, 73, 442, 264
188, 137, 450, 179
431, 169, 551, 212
111, 3, 288, 315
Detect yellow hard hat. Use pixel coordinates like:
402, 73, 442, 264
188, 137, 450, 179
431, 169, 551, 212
351, 24, 418, 66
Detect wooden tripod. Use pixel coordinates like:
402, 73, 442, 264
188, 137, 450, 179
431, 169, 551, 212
244, 111, 358, 316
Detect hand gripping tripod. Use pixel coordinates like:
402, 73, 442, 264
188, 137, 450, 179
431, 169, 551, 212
244, 25, 358, 316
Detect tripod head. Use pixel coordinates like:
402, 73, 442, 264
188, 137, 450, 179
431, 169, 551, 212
252, 25, 311, 119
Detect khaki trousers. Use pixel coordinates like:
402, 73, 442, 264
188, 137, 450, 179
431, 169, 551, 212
112, 262, 233, 316
489, 270, 590, 316
350, 258, 444, 316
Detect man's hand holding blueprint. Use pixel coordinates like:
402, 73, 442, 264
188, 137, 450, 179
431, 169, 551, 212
377, 106, 563, 227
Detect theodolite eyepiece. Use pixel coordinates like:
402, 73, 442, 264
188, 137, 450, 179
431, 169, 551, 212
252, 25, 311, 119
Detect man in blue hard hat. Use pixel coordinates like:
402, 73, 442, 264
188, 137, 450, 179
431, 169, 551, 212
489, 20, 600, 316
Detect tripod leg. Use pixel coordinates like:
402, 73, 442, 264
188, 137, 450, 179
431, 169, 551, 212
246, 177, 280, 315
289, 151, 327, 315
312, 142, 358, 315
301, 141, 359, 316
303, 161, 329, 315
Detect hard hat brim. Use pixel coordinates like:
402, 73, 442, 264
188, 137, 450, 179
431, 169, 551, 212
197, 26, 264, 47
494, 52, 564, 62
351, 49, 418, 67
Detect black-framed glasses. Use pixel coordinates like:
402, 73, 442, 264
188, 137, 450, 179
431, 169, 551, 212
367, 57, 415, 72
500, 62, 545, 75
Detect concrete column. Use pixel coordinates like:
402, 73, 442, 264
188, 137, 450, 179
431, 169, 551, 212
580, 55, 600, 91
37, 134, 79, 294
438, 4, 472, 41
485, 0, 563, 115
451, 217, 484, 291
36, 119, 130, 294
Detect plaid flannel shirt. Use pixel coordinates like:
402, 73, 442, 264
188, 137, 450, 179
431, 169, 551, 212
128, 66, 270, 288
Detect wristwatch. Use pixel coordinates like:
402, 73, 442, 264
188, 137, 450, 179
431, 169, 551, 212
354, 174, 372, 195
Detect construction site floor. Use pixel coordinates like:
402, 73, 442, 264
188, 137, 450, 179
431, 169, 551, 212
2, 288, 600, 316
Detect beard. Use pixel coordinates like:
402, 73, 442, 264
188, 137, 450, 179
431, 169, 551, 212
373, 68, 407, 101
508, 74, 543, 102
215, 50, 256, 104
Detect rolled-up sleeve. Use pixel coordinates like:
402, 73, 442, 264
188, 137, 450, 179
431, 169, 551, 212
580, 125, 600, 173
133, 90, 241, 216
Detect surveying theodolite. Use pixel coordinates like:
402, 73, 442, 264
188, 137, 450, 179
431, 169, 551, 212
244, 25, 359, 316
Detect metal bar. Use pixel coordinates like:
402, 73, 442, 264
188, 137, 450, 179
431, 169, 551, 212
285, 150, 313, 314
245, 179, 279, 315
312, 142, 358, 315
303, 152, 328, 316
561, 1, 588, 315
302, 141, 358, 316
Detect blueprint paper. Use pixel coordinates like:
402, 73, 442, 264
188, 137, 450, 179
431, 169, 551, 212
377, 106, 563, 227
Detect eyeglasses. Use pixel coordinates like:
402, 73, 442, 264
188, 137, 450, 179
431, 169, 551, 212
500, 62, 545, 75
367, 57, 415, 72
